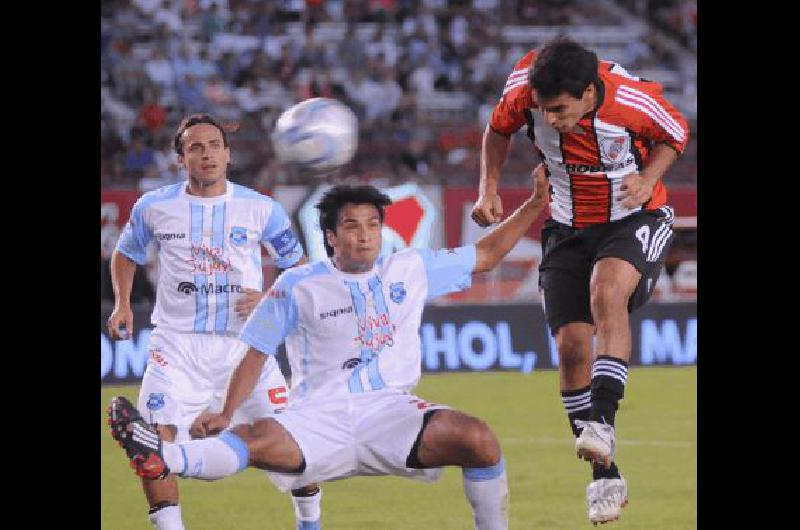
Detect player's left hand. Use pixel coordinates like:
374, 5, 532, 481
190, 411, 231, 438
189, 410, 218, 439
235, 288, 266, 320
618, 172, 655, 208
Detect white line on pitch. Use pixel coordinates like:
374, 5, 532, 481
502, 436, 693, 448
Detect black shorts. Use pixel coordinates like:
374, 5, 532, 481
538, 207, 675, 335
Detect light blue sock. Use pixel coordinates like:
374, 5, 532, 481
162, 431, 249, 481
462, 457, 509, 530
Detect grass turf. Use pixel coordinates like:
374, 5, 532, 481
101, 367, 695, 529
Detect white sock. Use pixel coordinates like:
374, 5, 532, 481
462, 457, 509, 530
148, 504, 184, 530
163, 431, 249, 481
292, 488, 322, 529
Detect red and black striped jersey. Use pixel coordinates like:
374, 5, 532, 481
490, 50, 689, 228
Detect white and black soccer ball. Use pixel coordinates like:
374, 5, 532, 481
272, 98, 358, 174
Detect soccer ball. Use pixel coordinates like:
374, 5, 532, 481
272, 98, 359, 173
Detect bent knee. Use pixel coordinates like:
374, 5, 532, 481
590, 279, 631, 314
463, 421, 501, 467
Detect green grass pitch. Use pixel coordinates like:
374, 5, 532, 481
101, 367, 696, 529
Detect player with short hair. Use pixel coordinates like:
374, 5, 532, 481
109, 167, 551, 530
471, 37, 689, 524
107, 113, 323, 530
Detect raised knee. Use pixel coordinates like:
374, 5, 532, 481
463, 422, 501, 467
590, 279, 628, 315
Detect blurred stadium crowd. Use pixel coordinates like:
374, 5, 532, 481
101, 0, 696, 191
100, 0, 697, 306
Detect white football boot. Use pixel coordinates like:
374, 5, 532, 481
586, 476, 628, 525
574, 420, 615, 468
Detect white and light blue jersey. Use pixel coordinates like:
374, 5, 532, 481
115, 182, 304, 334
239, 246, 476, 404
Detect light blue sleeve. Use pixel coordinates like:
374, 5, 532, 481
417, 245, 477, 299
115, 198, 153, 265
261, 201, 304, 269
238, 275, 298, 355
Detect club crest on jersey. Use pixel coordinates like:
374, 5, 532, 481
230, 226, 248, 246
600, 136, 629, 162
389, 282, 406, 304
146, 393, 165, 411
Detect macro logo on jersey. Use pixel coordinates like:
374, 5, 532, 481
600, 136, 629, 162
146, 393, 165, 411
341, 357, 362, 370
155, 232, 186, 241
177, 281, 198, 294
319, 305, 354, 320
389, 282, 406, 304
229, 226, 248, 246
177, 282, 243, 295
268, 228, 299, 257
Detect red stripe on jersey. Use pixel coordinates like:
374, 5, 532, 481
571, 174, 611, 228
560, 116, 601, 166
559, 115, 610, 227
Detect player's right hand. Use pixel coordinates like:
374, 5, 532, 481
192, 412, 231, 438
107, 305, 134, 340
471, 193, 504, 227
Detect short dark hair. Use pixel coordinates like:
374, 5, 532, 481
530, 37, 599, 100
173, 113, 229, 155
316, 185, 392, 258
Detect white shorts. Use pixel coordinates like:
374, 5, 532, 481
265, 388, 450, 492
138, 327, 288, 443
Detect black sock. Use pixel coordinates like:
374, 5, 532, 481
292, 485, 320, 497
590, 355, 628, 427
593, 461, 621, 480
563, 385, 621, 479
561, 385, 592, 437
148, 501, 178, 515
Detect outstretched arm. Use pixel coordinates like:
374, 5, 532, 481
473, 163, 549, 274
194, 347, 267, 437
471, 125, 513, 227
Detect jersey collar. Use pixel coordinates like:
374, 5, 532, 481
323, 257, 379, 280
179, 180, 233, 203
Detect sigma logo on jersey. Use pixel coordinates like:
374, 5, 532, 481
599, 136, 630, 162
146, 393, 165, 411
555, 157, 635, 173
156, 232, 186, 241
268, 228, 299, 257
177, 281, 243, 295
320, 305, 354, 320
389, 282, 406, 304
229, 226, 248, 246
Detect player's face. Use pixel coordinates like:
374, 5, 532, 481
535, 85, 595, 133
329, 203, 383, 273
177, 124, 230, 185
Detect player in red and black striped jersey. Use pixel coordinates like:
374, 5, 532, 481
472, 37, 689, 525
